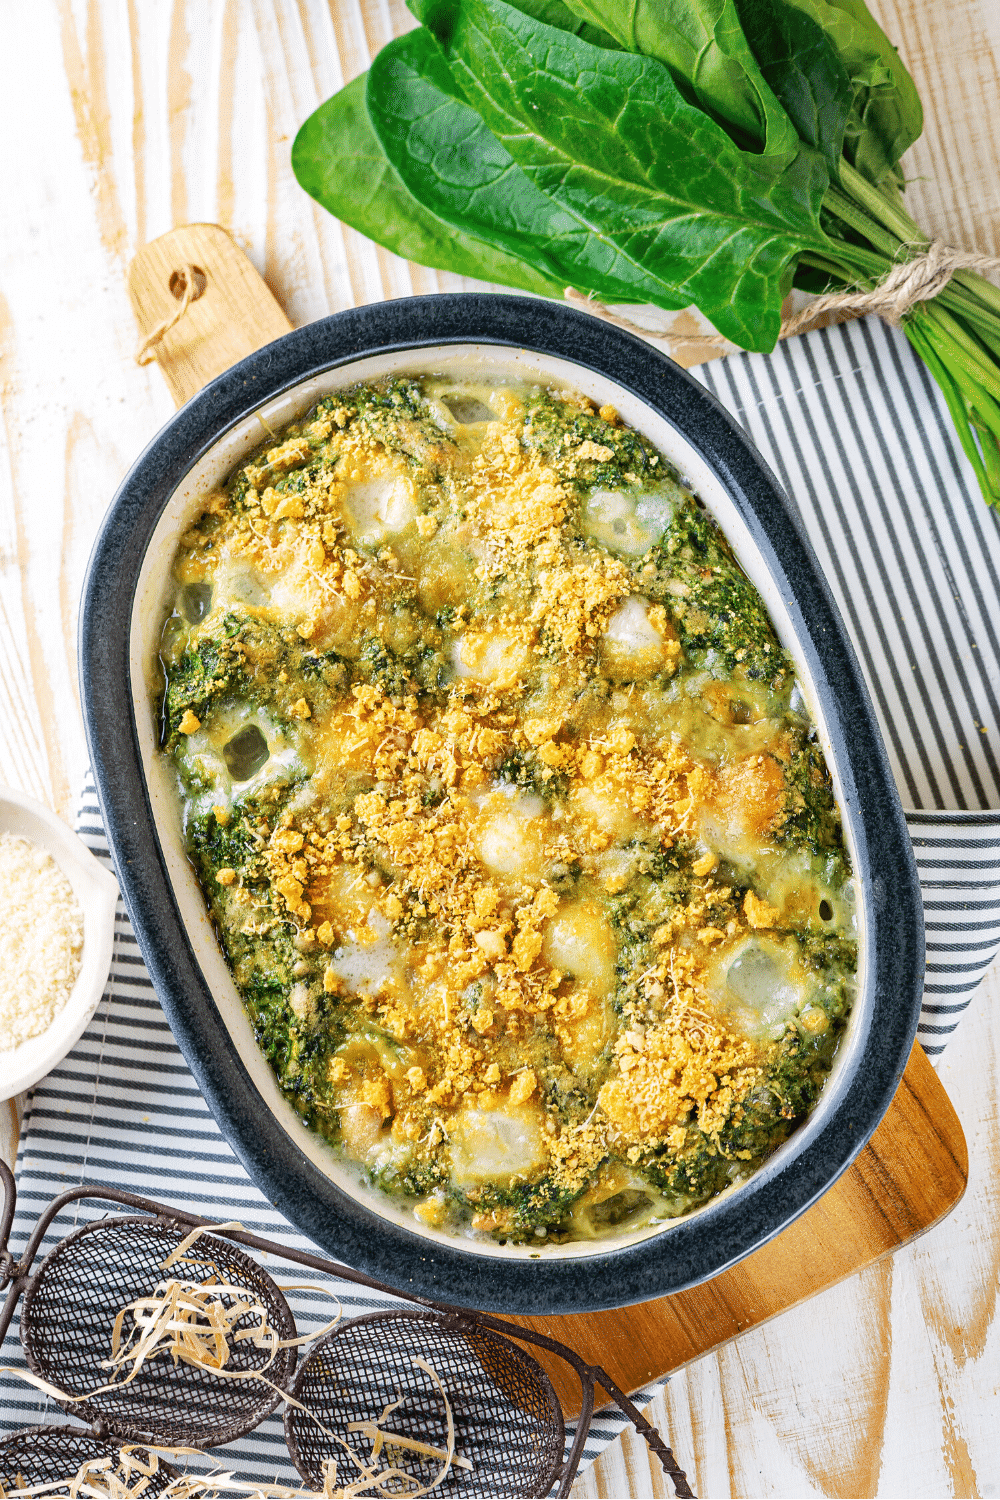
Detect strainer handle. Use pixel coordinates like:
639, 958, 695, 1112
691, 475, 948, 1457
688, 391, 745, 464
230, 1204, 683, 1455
592, 1365, 695, 1499
0, 1158, 18, 1348
0, 1159, 15, 1275
556, 1375, 594, 1499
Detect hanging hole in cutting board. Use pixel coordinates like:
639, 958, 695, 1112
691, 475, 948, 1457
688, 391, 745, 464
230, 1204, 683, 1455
169, 265, 207, 301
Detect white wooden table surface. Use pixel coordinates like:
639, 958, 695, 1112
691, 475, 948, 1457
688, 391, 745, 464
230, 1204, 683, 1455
2, 3, 999, 1494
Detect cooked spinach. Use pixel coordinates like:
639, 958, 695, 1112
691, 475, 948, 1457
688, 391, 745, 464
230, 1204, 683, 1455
642, 508, 786, 682
163, 375, 859, 1246
163, 613, 349, 745
523, 391, 666, 488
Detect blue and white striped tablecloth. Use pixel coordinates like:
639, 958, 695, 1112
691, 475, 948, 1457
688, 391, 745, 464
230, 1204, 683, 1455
3, 315, 1000, 1484
0, 818, 665, 1482
693, 316, 1000, 1054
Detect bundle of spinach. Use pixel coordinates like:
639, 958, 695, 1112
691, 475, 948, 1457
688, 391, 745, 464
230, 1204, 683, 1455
292, 0, 1000, 507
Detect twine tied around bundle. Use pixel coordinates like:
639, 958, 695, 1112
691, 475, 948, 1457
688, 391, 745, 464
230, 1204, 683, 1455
565, 238, 1000, 353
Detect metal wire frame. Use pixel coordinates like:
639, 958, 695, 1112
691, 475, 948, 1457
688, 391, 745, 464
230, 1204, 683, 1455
0, 1159, 693, 1499
19, 1216, 297, 1447
0, 1426, 180, 1494
284, 1310, 567, 1498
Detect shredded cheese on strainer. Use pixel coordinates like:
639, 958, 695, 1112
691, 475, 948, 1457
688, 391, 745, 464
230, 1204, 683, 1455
1, 1228, 470, 1498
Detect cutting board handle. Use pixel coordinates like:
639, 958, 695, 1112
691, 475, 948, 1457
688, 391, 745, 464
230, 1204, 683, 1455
128, 224, 293, 409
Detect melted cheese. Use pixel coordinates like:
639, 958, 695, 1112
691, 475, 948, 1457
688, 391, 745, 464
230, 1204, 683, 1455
450, 1105, 547, 1186
162, 374, 857, 1246
342, 475, 418, 543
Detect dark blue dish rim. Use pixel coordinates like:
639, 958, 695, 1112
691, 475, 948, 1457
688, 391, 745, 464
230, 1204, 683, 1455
79, 293, 924, 1314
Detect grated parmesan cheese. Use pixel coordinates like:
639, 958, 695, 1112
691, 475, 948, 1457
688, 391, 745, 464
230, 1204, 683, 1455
0, 832, 84, 1051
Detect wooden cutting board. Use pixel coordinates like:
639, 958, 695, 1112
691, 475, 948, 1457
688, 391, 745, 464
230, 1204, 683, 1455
129, 223, 969, 1418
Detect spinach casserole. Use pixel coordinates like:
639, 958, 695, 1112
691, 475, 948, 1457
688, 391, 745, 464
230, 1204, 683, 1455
158, 375, 857, 1245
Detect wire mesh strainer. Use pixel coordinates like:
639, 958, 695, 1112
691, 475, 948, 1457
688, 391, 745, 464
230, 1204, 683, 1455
284, 1310, 565, 1498
0, 1164, 693, 1498
0, 1427, 178, 1494
19, 1216, 296, 1447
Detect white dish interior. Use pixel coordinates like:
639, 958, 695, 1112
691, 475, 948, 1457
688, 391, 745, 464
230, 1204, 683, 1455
0, 786, 119, 1101
129, 344, 867, 1260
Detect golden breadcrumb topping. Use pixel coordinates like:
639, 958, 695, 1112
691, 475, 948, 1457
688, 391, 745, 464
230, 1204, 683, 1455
162, 375, 855, 1240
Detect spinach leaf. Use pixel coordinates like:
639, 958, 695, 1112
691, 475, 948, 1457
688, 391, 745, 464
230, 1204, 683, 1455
291, 73, 565, 296
779, 0, 922, 185
409, 0, 832, 348
500, 0, 610, 36
291, 0, 1000, 511
735, 0, 853, 176
556, 0, 802, 154
500, 0, 621, 47
367, 28, 696, 308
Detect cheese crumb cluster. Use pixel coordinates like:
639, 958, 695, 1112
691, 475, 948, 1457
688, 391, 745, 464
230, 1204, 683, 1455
0, 832, 84, 1052
160, 376, 857, 1244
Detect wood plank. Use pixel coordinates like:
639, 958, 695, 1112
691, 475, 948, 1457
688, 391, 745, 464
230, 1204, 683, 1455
0, 4, 991, 1489
0, 1098, 22, 1176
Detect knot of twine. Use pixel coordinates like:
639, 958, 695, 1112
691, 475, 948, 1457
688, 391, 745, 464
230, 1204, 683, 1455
565, 239, 1000, 352
135, 263, 203, 366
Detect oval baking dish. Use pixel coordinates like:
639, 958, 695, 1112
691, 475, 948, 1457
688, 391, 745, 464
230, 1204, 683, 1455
79, 294, 923, 1314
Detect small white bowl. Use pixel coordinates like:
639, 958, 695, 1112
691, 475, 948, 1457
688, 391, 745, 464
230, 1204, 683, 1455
0, 786, 119, 1102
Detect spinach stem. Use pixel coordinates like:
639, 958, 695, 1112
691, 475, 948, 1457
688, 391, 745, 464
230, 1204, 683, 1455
838, 161, 1000, 322
921, 302, 1000, 401
797, 250, 876, 287
905, 319, 990, 495
951, 268, 1000, 321
822, 186, 902, 260
935, 287, 1000, 344
838, 161, 925, 245
908, 307, 1000, 503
